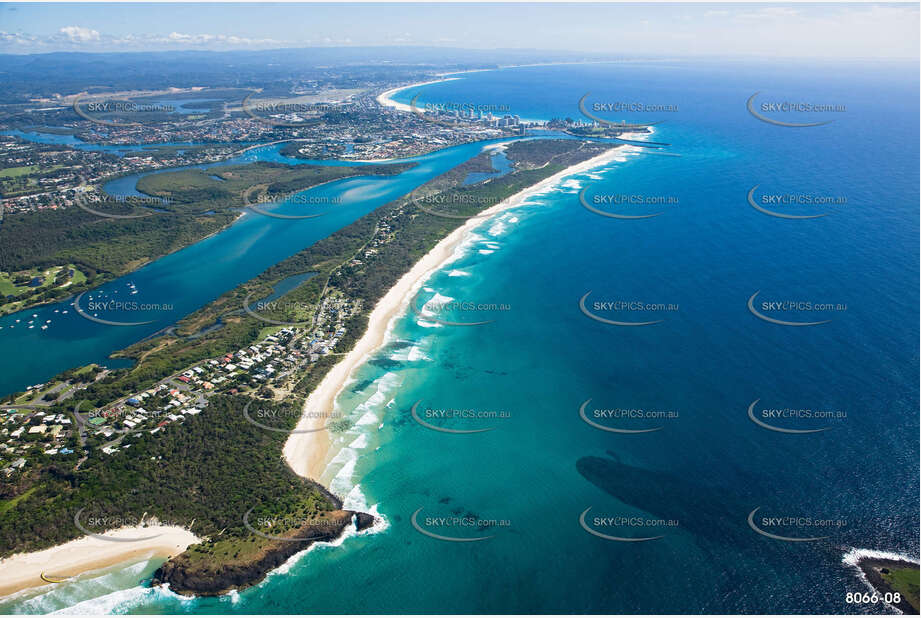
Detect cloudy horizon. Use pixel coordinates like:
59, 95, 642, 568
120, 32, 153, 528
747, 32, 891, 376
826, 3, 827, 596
0, 2, 918, 59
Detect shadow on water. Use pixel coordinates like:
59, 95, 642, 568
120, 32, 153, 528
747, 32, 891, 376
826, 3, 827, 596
575, 453, 861, 561
577, 453, 753, 547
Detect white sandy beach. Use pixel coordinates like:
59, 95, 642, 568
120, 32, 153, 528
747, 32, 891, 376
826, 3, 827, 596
0, 131, 644, 604
283, 143, 628, 482
375, 77, 459, 112
0, 525, 199, 599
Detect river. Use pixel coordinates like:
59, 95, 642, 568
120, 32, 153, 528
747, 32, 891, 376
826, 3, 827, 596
0, 135, 525, 397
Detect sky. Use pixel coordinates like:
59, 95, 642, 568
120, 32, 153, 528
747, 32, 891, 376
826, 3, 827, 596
0, 2, 918, 58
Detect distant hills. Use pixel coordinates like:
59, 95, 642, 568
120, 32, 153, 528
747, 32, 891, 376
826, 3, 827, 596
0, 46, 640, 100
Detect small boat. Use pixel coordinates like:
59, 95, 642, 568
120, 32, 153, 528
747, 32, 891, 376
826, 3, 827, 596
41, 325, 48, 330
28, 325, 34, 329
40, 572, 71, 584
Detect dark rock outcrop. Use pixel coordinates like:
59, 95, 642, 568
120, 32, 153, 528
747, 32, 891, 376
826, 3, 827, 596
152, 510, 375, 596
855, 557, 919, 615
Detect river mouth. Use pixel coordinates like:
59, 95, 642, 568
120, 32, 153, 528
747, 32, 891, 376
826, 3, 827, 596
2, 54, 917, 616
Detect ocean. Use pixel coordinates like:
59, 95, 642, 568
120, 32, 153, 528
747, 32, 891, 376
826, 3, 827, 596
2, 59, 917, 614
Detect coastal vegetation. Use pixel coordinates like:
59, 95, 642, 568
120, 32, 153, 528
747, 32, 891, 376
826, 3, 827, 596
0, 161, 410, 315
0, 164, 68, 198
0, 264, 86, 315
0, 393, 359, 595
0, 138, 613, 594
856, 558, 920, 614
880, 566, 920, 611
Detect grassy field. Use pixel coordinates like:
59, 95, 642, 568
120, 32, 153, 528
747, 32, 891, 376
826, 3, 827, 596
0, 266, 59, 296
0, 164, 65, 181
1, 167, 67, 198
0, 276, 19, 297
881, 567, 920, 610
0, 165, 41, 178
72, 363, 99, 377
0, 264, 85, 314
255, 325, 289, 341
0, 264, 82, 294
0, 487, 39, 515
70, 267, 87, 286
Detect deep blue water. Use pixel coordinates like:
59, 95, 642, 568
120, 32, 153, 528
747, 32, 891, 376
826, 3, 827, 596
1, 60, 918, 614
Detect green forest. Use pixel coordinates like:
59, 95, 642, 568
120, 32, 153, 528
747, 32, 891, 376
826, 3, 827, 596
0, 138, 615, 590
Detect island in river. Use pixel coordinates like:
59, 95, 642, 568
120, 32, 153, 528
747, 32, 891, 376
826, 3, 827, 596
0, 161, 411, 317
0, 138, 621, 598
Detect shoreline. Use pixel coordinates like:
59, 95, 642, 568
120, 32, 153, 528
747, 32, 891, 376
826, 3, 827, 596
0, 525, 199, 600
2, 155, 415, 394
843, 548, 920, 614
1, 113, 640, 605
0, 139, 639, 601
375, 77, 460, 113
283, 142, 628, 483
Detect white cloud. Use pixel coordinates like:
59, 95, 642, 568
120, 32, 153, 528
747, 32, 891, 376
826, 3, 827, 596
151, 31, 284, 46
59, 25, 100, 43
0, 28, 287, 51
736, 7, 802, 20
1, 5, 918, 57
0, 31, 37, 46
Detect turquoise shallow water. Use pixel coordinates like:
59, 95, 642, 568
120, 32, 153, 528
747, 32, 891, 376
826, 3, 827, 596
1, 60, 918, 614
